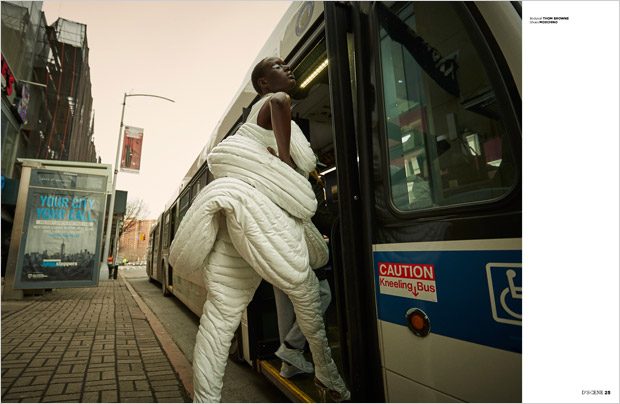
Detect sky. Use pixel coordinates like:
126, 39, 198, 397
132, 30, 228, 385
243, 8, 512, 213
41, 0, 292, 219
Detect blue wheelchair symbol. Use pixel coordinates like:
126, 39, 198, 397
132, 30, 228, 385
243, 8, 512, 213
486, 263, 522, 326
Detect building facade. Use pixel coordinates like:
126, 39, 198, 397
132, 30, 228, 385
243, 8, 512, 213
2, 1, 46, 179
2, 2, 99, 276
37, 17, 97, 163
118, 219, 155, 263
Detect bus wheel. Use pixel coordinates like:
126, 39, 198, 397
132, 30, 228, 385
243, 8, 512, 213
162, 262, 171, 297
162, 279, 171, 296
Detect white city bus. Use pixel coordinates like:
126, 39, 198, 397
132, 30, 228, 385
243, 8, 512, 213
147, 2, 522, 401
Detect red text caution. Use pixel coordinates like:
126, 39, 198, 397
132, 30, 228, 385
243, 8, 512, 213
377, 262, 438, 302
378, 262, 435, 280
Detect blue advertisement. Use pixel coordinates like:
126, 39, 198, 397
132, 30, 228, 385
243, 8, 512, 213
14, 169, 107, 289
374, 243, 522, 353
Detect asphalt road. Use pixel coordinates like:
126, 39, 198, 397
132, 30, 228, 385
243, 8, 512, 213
119, 265, 288, 403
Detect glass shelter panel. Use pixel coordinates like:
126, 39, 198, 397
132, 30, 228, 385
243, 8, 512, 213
13, 169, 107, 289
377, 2, 518, 212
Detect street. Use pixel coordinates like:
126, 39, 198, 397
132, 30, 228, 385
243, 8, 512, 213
119, 266, 288, 403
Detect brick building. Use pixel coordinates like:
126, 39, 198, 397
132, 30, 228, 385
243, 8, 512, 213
117, 219, 155, 263
2, 2, 100, 276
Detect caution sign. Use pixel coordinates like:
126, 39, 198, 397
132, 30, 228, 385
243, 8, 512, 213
378, 262, 438, 302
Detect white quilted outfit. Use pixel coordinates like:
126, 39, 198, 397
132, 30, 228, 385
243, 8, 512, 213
169, 94, 350, 402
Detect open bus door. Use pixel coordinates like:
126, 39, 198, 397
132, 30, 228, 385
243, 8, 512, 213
240, 2, 385, 401
362, 2, 522, 402
322, 2, 522, 402
231, 2, 383, 402
324, 2, 384, 402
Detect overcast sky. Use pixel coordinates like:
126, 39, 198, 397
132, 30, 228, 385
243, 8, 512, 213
41, 1, 292, 219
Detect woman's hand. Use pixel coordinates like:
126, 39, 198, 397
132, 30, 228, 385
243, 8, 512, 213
267, 147, 297, 169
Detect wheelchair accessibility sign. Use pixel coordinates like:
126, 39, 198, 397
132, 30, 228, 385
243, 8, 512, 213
486, 263, 522, 326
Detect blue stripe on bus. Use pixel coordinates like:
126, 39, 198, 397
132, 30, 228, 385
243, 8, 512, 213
374, 249, 522, 354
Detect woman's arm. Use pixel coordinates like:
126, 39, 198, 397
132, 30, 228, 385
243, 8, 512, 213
256, 92, 296, 169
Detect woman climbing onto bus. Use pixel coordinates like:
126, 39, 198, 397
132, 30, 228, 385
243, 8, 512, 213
169, 56, 350, 402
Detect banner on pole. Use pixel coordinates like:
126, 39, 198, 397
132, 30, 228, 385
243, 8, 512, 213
120, 126, 144, 173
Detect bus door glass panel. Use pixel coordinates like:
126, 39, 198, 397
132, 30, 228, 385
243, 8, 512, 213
377, 2, 518, 212
153, 224, 160, 254
154, 224, 162, 279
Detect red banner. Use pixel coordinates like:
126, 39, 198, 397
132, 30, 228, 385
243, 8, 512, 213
120, 126, 143, 173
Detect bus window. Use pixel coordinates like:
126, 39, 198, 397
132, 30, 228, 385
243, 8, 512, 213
169, 205, 177, 242
162, 213, 170, 248
162, 212, 171, 248
200, 170, 208, 189
179, 189, 190, 222
191, 179, 200, 202
377, 2, 518, 212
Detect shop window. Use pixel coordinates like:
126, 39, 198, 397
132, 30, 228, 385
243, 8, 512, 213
1, 107, 20, 177
377, 2, 518, 212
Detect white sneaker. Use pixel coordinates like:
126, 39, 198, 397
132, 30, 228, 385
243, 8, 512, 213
275, 344, 314, 374
280, 362, 307, 379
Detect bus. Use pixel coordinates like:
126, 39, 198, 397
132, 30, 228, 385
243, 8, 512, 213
147, 1, 522, 402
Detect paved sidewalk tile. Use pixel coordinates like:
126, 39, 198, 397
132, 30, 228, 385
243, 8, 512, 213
1, 279, 190, 403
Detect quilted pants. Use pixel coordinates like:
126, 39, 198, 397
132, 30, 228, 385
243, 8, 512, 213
192, 218, 348, 403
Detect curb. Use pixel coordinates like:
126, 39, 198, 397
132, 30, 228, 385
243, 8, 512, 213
120, 274, 194, 401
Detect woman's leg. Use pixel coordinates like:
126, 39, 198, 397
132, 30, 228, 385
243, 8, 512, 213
193, 228, 262, 403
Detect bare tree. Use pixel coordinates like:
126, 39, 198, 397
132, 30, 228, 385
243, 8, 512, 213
120, 198, 150, 236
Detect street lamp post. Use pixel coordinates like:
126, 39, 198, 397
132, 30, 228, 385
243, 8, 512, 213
101, 93, 175, 272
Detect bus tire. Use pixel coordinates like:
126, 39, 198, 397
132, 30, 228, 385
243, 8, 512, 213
162, 261, 171, 297
162, 280, 171, 296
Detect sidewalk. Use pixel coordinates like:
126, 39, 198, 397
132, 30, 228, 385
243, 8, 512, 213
1, 277, 191, 403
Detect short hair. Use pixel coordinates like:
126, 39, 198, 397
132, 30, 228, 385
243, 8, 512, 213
251, 58, 271, 94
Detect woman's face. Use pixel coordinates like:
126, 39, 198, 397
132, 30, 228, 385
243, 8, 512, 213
261, 57, 296, 93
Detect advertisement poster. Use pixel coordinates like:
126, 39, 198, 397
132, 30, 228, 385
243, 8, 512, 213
120, 125, 143, 173
14, 169, 107, 288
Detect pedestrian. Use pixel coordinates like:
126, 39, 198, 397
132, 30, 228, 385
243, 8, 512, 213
107, 255, 114, 279
169, 56, 350, 402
